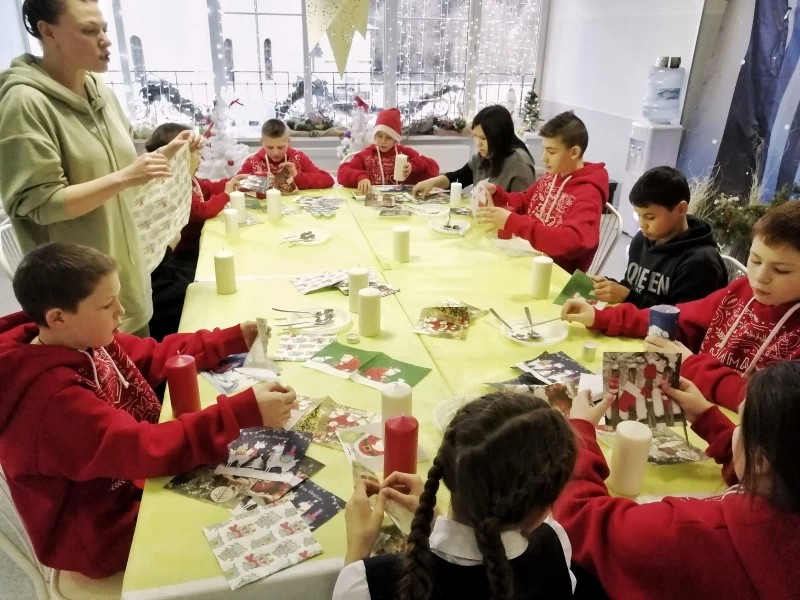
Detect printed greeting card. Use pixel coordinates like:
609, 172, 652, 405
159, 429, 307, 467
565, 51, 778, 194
284, 480, 346, 531
413, 306, 471, 340
245, 456, 325, 503
201, 353, 278, 395
274, 333, 337, 362
204, 501, 322, 590
602, 352, 682, 430
164, 467, 256, 510
552, 269, 608, 309
515, 351, 594, 388
216, 429, 312, 482
336, 421, 427, 473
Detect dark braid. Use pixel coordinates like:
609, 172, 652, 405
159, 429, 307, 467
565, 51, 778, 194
396, 392, 577, 600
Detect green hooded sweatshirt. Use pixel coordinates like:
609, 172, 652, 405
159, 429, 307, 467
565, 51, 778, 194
0, 54, 152, 333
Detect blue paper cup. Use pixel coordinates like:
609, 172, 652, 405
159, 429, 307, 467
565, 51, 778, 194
648, 305, 680, 340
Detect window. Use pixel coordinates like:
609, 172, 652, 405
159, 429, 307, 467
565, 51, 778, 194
22, 0, 545, 129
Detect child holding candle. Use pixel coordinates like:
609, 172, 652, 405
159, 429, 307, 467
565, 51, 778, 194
561, 200, 800, 411
0, 242, 299, 579
412, 105, 537, 197
333, 393, 578, 599
556, 361, 800, 600
337, 108, 439, 194
238, 119, 334, 189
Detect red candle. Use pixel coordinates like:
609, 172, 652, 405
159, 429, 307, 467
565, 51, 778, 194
165, 355, 201, 418
383, 414, 418, 477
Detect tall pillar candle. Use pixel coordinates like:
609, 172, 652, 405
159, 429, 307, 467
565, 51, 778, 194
608, 420, 652, 497
381, 381, 412, 428
223, 208, 239, 240
266, 189, 282, 222
358, 287, 381, 337
165, 355, 201, 418
383, 414, 418, 476
530, 256, 553, 299
393, 154, 408, 182
393, 226, 410, 263
229, 191, 246, 224
348, 268, 369, 313
450, 182, 462, 206
214, 249, 237, 295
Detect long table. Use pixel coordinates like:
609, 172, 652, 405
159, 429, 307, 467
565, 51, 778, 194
121, 189, 730, 599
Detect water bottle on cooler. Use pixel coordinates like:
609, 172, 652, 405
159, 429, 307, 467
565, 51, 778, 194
642, 56, 685, 125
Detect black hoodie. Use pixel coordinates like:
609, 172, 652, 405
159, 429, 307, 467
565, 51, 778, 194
620, 215, 727, 308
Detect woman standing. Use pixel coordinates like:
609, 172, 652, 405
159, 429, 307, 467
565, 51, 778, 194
0, 0, 190, 335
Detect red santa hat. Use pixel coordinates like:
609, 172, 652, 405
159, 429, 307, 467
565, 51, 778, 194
373, 108, 402, 142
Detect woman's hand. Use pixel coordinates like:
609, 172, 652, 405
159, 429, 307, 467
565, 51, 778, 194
662, 377, 714, 424
560, 299, 596, 327
344, 478, 387, 564
121, 152, 172, 187
160, 129, 202, 160
225, 174, 248, 195
570, 390, 613, 426
357, 179, 372, 194
411, 178, 436, 197
644, 336, 693, 361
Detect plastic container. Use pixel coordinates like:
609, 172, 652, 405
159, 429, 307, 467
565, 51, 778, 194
642, 56, 685, 125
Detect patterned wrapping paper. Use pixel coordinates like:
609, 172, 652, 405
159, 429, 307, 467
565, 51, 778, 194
274, 333, 337, 362
132, 144, 192, 273
203, 501, 322, 590
289, 270, 348, 294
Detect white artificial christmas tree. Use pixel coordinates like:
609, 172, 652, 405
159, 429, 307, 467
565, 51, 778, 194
336, 96, 370, 161
196, 91, 251, 180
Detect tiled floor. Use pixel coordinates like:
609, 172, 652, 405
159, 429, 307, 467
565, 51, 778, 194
0, 234, 633, 596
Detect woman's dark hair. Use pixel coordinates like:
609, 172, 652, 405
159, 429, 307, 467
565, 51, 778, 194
740, 360, 800, 513
23, 0, 98, 39
398, 393, 577, 600
471, 105, 533, 178
144, 122, 191, 152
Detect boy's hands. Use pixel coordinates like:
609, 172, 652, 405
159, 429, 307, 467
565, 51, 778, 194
344, 478, 387, 564
644, 335, 693, 361
401, 161, 412, 180
570, 390, 614, 426
475, 206, 511, 229
591, 276, 630, 303
486, 182, 497, 195
252, 382, 297, 428
357, 179, 372, 194
561, 298, 596, 327
224, 174, 248, 195
662, 377, 713, 424
239, 321, 267, 349
411, 178, 436, 197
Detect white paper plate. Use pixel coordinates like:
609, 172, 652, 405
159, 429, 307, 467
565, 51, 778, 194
433, 395, 478, 433
428, 219, 471, 235
275, 306, 351, 334
499, 316, 568, 346
281, 228, 331, 246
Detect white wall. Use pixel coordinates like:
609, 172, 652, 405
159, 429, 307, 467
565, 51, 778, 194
0, 1, 28, 69
540, 0, 705, 183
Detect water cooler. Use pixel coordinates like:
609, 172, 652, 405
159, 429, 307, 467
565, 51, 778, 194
617, 122, 683, 236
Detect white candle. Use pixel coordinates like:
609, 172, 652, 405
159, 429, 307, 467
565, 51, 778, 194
358, 288, 381, 337
450, 182, 462, 206
223, 208, 239, 240
393, 154, 408, 182
214, 249, 237, 295
393, 226, 410, 263
381, 381, 413, 429
348, 268, 369, 313
229, 191, 246, 224
530, 256, 553, 299
608, 420, 652, 497
266, 189, 282, 222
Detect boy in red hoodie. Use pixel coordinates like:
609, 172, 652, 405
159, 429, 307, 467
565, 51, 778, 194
0, 242, 298, 578
238, 119, 334, 189
336, 108, 439, 194
555, 364, 800, 600
477, 111, 609, 273
561, 200, 800, 411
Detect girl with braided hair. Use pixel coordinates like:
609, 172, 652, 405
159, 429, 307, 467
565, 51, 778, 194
333, 392, 578, 600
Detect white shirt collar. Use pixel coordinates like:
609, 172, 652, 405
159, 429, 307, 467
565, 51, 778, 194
428, 515, 529, 565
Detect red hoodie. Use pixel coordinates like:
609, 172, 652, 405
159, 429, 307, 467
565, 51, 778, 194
554, 418, 800, 600
589, 277, 800, 410
336, 143, 439, 187
491, 163, 609, 273
238, 147, 334, 189
0, 313, 263, 578
174, 177, 230, 255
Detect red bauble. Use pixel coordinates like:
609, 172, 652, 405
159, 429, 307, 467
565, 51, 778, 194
227, 159, 234, 166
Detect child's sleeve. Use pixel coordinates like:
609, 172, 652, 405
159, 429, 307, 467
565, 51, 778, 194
490, 184, 532, 213
237, 154, 256, 175
402, 146, 439, 184
337, 150, 371, 187
293, 151, 334, 189
116, 325, 248, 387
189, 179, 229, 221
443, 163, 474, 188
690, 406, 738, 485
502, 184, 601, 266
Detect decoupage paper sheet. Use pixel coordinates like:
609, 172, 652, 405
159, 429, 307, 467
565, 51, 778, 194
215, 429, 311, 482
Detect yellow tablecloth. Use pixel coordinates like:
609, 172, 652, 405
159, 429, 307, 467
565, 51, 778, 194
122, 188, 730, 598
